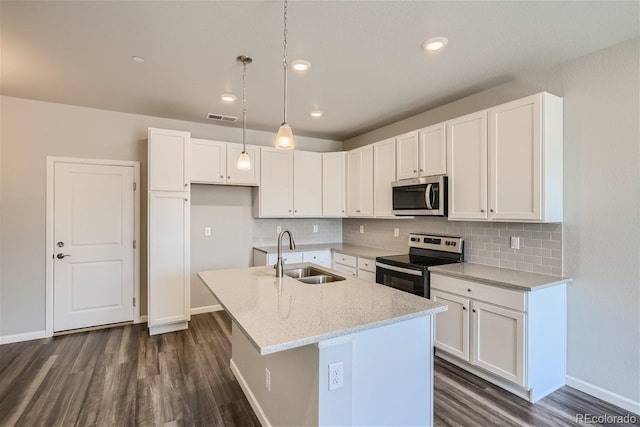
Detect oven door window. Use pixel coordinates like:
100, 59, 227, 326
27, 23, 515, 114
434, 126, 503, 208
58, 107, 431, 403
376, 266, 426, 297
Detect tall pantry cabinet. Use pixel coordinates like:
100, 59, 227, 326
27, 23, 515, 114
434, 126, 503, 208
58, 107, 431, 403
147, 128, 191, 336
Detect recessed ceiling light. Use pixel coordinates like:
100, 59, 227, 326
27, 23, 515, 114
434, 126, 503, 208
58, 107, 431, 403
310, 110, 323, 118
131, 56, 145, 63
422, 36, 448, 52
221, 93, 237, 103
291, 60, 311, 72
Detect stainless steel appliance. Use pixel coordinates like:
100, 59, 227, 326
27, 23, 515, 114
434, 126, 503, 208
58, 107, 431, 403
392, 175, 447, 216
375, 233, 463, 298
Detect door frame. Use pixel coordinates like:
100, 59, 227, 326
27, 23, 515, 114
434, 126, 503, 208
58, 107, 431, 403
45, 157, 141, 337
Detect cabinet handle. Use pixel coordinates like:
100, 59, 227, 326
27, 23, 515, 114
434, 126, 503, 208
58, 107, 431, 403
228, 176, 231, 179
480, 209, 485, 213
490, 209, 494, 213
342, 210, 345, 213
295, 210, 298, 213
220, 175, 223, 179
184, 183, 188, 187
467, 288, 471, 292
184, 198, 189, 202
289, 210, 292, 213
356, 210, 361, 213
413, 169, 417, 173
472, 309, 476, 313
462, 306, 466, 310
419, 169, 424, 172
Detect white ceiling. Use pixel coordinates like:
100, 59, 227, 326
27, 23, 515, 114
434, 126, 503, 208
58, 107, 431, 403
2, 1, 638, 141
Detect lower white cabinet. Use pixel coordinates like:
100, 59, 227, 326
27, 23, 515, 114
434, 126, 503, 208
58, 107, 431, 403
302, 250, 332, 268
357, 257, 376, 283
266, 252, 303, 266
148, 191, 190, 335
332, 252, 358, 277
252, 249, 331, 269
431, 273, 566, 403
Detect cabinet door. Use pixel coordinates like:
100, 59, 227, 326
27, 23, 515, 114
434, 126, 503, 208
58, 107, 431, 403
148, 128, 190, 191
360, 146, 374, 216
303, 250, 332, 268
373, 138, 396, 217
447, 111, 488, 220
293, 151, 322, 217
227, 144, 261, 186
419, 123, 447, 176
259, 148, 293, 217
266, 252, 303, 266
148, 191, 190, 327
322, 152, 346, 217
395, 131, 419, 180
346, 149, 362, 216
432, 290, 470, 361
190, 139, 226, 184
471, 301, 525, 387
488, 95, 541, 221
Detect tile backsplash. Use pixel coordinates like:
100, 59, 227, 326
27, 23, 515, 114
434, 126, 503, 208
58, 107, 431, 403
343, 218, 563, 276
253, 218, 343, 246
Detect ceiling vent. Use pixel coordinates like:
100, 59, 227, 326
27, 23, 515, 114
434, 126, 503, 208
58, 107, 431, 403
206, 113, 238, 123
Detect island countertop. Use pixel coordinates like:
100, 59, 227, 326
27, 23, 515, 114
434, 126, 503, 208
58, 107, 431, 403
198, 264, 446, 355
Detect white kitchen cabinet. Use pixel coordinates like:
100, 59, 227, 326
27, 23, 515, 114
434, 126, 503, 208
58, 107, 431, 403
447, 92, 563, 222
357, 256, 376, 283
488, 93, 563, 222
446, 111, 488, 220
346, 145, 374, 217
395, 124, 446, 180
266, 251, 304, 266
302, 250, 332, 268
148, 128, 190, 191
373, 138, 396, 218
252, 249, 331, 268
322, 152, 346, 217
431, 273, 567, 403
226, 144, 260, 186
333, 252, 358, 277
293, 151, 322, 217
257, 148, 294, 217
191, 138, 226, 184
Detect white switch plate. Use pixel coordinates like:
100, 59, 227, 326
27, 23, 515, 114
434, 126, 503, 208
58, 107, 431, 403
313, 225, 318, 233
204, 227, 212, 236
277, 226, 282, 235
329, 361, 344, 391
359, 225, 364, 234
510, 236, 520, 249
394, 228, 399, 237
265, 368, 271, 392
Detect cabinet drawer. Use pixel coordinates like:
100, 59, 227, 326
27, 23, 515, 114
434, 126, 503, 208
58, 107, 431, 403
431, 274, 526, 312
357, 269, 376, 283
333, 263, 357, 277
333, 252, 357, 268
266, 252, 304, 266
303, 250, 332, 268
357, 257, 376, 273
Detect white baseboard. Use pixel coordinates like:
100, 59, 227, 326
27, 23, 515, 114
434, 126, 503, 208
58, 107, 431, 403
0, 330, 47, 345
566, 375, 640, 415
230, 358, 272, 427
191, 304, 223, 315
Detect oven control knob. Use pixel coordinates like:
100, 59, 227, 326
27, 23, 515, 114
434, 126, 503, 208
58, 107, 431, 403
451, 242, 456, 246
445, 241, 450, 246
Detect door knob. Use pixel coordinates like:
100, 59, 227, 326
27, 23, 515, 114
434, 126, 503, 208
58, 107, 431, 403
56, 253, 71, 259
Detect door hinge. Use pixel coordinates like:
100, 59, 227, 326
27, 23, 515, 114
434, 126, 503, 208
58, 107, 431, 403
133, 182, 137, 191
133, 297, 136, 307
133, 240, 136, 249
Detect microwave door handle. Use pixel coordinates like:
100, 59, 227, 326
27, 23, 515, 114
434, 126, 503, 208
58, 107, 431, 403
425, 184, 433, 210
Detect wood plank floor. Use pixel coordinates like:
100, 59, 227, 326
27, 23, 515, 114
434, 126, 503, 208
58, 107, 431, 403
0, 312, 637, 426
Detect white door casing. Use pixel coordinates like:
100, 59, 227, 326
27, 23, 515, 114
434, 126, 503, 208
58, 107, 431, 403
46, 158, 140, 336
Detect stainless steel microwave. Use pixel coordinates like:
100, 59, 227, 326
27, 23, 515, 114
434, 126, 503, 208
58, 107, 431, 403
392, 175, 447, 216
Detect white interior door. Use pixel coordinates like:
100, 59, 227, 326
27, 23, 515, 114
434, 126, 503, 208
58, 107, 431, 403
53, 162, 135, 332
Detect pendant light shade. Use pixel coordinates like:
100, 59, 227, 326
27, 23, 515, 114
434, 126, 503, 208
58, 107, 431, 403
276, 0, 295, 149
237, 55, 252, 170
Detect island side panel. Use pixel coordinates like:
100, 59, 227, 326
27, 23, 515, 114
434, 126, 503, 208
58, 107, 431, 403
351, 315, 434, 427
230, 321, 320, 426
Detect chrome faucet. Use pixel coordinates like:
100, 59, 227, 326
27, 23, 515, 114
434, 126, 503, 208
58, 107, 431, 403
275, 229, 296, 277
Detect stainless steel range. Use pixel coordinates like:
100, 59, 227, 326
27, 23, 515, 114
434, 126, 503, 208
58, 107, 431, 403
375, 234, 464, 298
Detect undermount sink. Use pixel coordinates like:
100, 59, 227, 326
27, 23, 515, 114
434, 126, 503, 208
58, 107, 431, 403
283, 267, 346, 284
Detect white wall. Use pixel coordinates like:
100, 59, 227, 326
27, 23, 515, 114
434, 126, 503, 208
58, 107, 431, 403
0, 97, 341, 336
344, 38, 640, 410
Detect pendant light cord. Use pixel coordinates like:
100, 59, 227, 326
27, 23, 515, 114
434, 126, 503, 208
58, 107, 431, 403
242, 59, 247, 153
282, 0, 288, 124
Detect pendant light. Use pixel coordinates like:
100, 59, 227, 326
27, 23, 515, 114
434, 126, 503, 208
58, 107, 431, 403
275, 0, 295, 149
237, 55, 252, 170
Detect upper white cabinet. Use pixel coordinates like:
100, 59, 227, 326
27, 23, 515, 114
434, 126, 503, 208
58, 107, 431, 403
347, 145, 374, 217
447, 111, 488, 220
373, 138, 396, 217
396, 123, 447, 180
322, 152, 346, 217
190, 139, 260, 186
255, 148, 322, 218
148, 128, 190, 191
293, 151, 322, 217
448, 92, 563, 222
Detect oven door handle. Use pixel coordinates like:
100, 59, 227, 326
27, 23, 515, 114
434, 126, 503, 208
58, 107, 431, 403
376, 262, 424, 276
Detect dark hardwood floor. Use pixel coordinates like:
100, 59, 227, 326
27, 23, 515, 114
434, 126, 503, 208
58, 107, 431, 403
0, 312, 637, 426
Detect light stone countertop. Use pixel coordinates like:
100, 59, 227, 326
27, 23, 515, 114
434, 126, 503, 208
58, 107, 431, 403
198, 264, 446, 355
429, 263, 572, 291
252, 242, 404, 260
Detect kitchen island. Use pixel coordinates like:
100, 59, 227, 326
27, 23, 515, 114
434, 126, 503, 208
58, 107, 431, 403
198, 264, 447, 426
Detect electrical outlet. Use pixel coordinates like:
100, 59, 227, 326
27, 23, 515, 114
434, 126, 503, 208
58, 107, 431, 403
394, 228, 399, 237
328, 361, 344, 391
277, 226, 282, 235
204, 227, 211, 236
265, 368, 271, 392
359, 225, 364, 234
313, 224, 318, 233
510, 236, 520, 249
